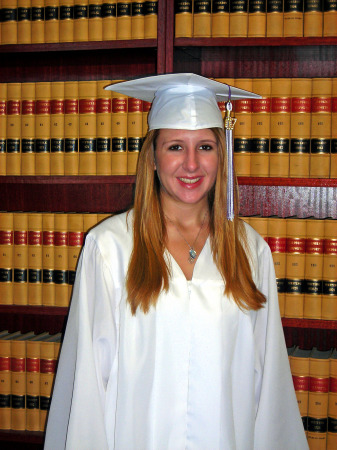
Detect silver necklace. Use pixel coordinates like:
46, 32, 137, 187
166, 211, 208, 264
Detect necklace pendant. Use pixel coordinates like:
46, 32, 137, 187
188, 248, 197, 263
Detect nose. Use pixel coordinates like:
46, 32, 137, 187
182, 147, 199, 172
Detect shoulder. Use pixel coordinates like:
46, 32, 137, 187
241, 219, 269, 258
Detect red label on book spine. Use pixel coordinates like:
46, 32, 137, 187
51, 99, 65, 115
330, 377, 337, 393
271, 97, 291, 113
324, 239, 337, 254
0, 230, 13, 245
291, 98, 311, 113
22, 100, 36, 115
43, 231, 55, 246
79, 99, 97, 114
143, 101, 151, 113
306, 238, 324, 254
0, 100, 6, 115
293, 375, 309, 391
14, 231, 28, 245
68, 231, 84, 247
65, 99, 79, 114
311, 97, 332, 113
40, 359, 56, 373
36, 100, 51, 115
112, 98, 127, 113
252, 98, 271, 113
7, 100, 21, 115
11, 357, 25, 372
287, 238, 306, 253
97, 98, 112, 114
268, 237, 286, 253
218, 101, 226, 113
28, 231, 42, 246
54, 231, 68, 246
234, 99, 252, 113
128, 98, 143, 113
26, 357, 40, 373
309, 376, 329, 393
332, 98, 337, 113
0, 356, 10, 371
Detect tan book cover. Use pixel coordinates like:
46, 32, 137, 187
332, 79, 337, 178
229, 0, 248, 37
289, 347, 311, 425
51, 82, 65, 175
60, 0, 74, 42
64, 81, 79, 175
68, 214, 84, 299
117, 0, 132, 39
131, 0, 144, 39
89, 0, 103, 41
323, 0, 337, 37
144, 0, 157, 38
303, 0, 323, 37
248, 0, 267, 37
31, 0, 45, 43
35, 82, 51, 175
304, 219, 324, 319
290, 78, 311, 178
42, 213, 55, 307
142, 100, 151, 137
21, 82, 36, 176
266, 0, 283, 37
248, 216, 269, 240
211, 0, 229, 37
0, 213, 13, 305
45, 0, 60, 42
13, 213, 29, 306
284, 0, 304, 37
74, 0, 89, 41
270, 78, 291, 177
328, 349, 337, 449
6, 83, 21, 176
102, 0, 117, 40
28, 213, 43, 306
127, 96, 142, 175
322, 219, 337, 320
83, 213, 98, 233
193, 0, 211, 37
111, 82, 128, 175
54, 214, 69, 307
96, 80, 112, 175
18, 0, 32, 43
0, 83, 6, 176
251, 78, 271, 177
1, 0, 18, 44
79, 80, 97, 175
310, 78, 332, 178
175, 0, 193, 37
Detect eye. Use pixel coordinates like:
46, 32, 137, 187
168, 144, 182, 151
199, 144, 214, 151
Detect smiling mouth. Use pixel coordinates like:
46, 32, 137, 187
178, 177, 201, 184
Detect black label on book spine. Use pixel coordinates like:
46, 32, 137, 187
43, 269, 54, 284
311, 138, 331, 154
79, 138, 97, 153
102, 3, 117, 17
194, 0, 212, 13
305, 279, 323, 294
32, 6, 45, 21
332, 139, 337, 154
0, 268, 12, 282
323, 280, 337, 296
22, 139, 35, 154
234, 138, 251, 153
302, 416, 308, 431
0, 394, 11, 408
74, 5, 88, 18
284, 0, 304, 12
212, 0, 230, 13
251, 138, 270, 153
26, 395, 39, 410
324, 0, 337, 11
14, 269, 28, 283
286, 279, 305, 294
267, 0, 283, 12
128, 137, 142, 152
35, 139, 51, 153
18, 7, 32, 21
132, 2, 144, 15
29, 269, 42, 283
175, 0, 193, 14
145, 1, 158, 14
60, 5, 74, 19
276, 278, 286, 293
112, 137, 127, 152
68, 270, 76, 285
11, 395, 26, 409
249, 0, 266, 13
97, 138, 111, 152
89, 4, 103, 18
0, 139, 5, 153
51, 138, 65, 153
304, 0, 323, 12
40, 396, 51, 410
54, 269, 69, 284
270, 138, 290, 153
230, 0, 248, 13
1, 8, 18, 21
328, 416, 337, 432
290, 138, 310, 153
65, 138, 79, 153
307, 416, 328, 433
117, 2, 131, 16
6, 139, 20, 153
45, 6, 59, 20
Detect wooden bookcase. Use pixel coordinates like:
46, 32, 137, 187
0, 0, 337, 446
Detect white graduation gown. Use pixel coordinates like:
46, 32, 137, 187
44, 211, 308, 450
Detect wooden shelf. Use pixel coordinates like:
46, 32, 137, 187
175, 37, 337, 47
237, 177, 337, 187
282, 318, 337, 330
0, 430, 43, 445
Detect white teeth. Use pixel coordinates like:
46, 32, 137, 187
179, 177, 200, 184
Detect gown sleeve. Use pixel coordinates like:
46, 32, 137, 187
253, 244, 309, 450
44, 234, 119, 450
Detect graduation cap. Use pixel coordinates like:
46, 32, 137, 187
105, 73, 261, 220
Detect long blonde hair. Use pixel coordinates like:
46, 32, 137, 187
126, 128, 266, 314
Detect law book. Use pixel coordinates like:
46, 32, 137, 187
96, 80, 112, 175
328, 348, 337, 449
303, 0, 323, 37
31, 0, 45, 43
45, 0, 60, 42
284, 218, 306, 319
50, 81, 65, 175
131, 0, 144, 39
211, 0, 229, 37
248, 216, 268, 241
322, 219, 337, 320
88, 0, 103, 40
68, 214, 84, 299
21, 82, 36, 176
42, 213, 55, 307
0, 331, 21, 430
0, 83, 6, 176
233, 78, 253, 177
142, 100, 151, 137
229, 0, 248, 36
248, 0, 267, 37
332, 78, 337, 178
39, 333, 62, 432
323, 0, 337, 37
54, 213, 69, 307
28, 213, 43, 306
251, 78, 271, 177
79, 80, 97, 175
83, 212, 98, 234
17, 0, 32, 44
116, 0, 132, 39
0, 212, 13, 305
1, 0, 18, 44
6, 83, 21, 176
97, 213, 111, 223
175, 0, 193, 37
144, 0, 157, 38
289, 346, 311, 432
268, 217, 287, 317
74, 0, 89, 41
111, 83, 128, 175
35, 82, 51, 175
290, 78, 311, 178
284, 0, 304, 36
13, 213, 29, 306
310, 77, 332, 178
127, 96, 142, 175
266, 0, 283, 36
102, 0, 117, 39
193, 0, 211, 37
269, 78, 291, 177
307, 348, 332, 448
64, 80, 79, 175
26, 332, 50, 432
59, 0, 74, 42
303, 219, 324, 320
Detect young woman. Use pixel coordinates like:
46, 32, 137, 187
45, 74, 308, 449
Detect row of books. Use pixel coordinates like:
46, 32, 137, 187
0, 211, 111, 307
175, 0, 337, 38
0, 330, 61, 432
0, 0, 158, 44
288, 346, 337, 449
244, 217, 337, 320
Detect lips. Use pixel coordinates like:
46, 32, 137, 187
178, 177, 201, 184
177, 176, 203, 188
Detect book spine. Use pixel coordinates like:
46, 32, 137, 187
64, 81, 79, 175
89, 0, 103, 40
290, 355, 310, 432
26, 340, 41, 431
83, 212, 98, 233
42, 213, 55, 307
303, 0, 323, 37
102, 0, 116, 38
0, 213, 13, 305
68, 214, 84, 298
284, 0, 304, 37
39, 341, 56, 431
175, 0, 193, 37
322, 220, 337, 320
74, 0, 89, 41
31, 0, 45, 43
111, 85, 128, 175
0, 84, 6, 176
266, 0, 283, 36
6, 83, 21, 176
54, 214, 69, 307
59, 0, 74, 42
144, 0, 157, 38
116, 0, 131, 39
142, 100, 151, 137
79, 80, 97, 175
1, 0, 18, 44
193, 0, 211, 37
211, 0, 229, 37
248, 0, 267, 37
28, 213, 43, 306
35, 82, 51, 175
45, 0, 60, 42
17, 0, 32, 44
323, 0, 337, 36
0, 339, 12, 429
11, 339, 27, 431
21, 82, 36, 176
328, 356, 337, 448
131, 0, 144, 39
96, 80, 112, 175
127, 96, 142, 175
332, 79, 337, 178
229, 0, 248, 37
13, 213, 29, 306
50, 81, 65, 175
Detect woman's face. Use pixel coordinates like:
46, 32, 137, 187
154, 128, 219, 208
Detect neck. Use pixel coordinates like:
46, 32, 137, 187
160, 194, 209, 227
